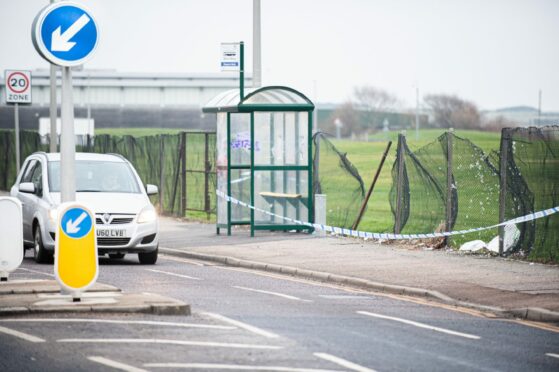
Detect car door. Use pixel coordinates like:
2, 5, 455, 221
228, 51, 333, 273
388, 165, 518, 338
18, 159, 38, 242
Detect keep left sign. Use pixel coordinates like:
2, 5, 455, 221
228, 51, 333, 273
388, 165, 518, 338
55, 203, 98, 297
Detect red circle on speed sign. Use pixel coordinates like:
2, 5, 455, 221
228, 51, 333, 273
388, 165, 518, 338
7, 72, 30, 94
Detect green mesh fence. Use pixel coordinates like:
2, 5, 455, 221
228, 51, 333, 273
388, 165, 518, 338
501, 126, 559, 262
0, 130, 216, 218
313, 132, 365, 228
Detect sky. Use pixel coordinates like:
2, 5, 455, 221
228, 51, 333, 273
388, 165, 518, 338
1, 0, 558, 110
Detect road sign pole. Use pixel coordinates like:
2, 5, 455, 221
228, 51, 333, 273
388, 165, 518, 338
240, 41, 245, 100
49, 64, 57, 152
14, 103, 20, 175
60, 66, 76, 202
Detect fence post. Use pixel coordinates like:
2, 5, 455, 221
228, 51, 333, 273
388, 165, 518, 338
204, 132, 210, 219
86, 134, 91, 152
181, 132, 187, 217
445, 128, 454, 246
159, 136, 165, 213
395, 131, 406, 234
314, 194, 327, 236
498, 129, 509, 256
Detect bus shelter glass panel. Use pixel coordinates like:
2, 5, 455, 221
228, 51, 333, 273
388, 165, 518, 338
230, 113, 251, 166
230, 113, 251, 222
254, 112, 308, 166
254, 170, 309, 225
216, 113, 228, 225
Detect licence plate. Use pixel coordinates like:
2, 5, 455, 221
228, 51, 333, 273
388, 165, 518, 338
96, 229, 126, 238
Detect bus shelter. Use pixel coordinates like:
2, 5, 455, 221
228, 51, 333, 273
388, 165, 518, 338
203, 86, 314, 236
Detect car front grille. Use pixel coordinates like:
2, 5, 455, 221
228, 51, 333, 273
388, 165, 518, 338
97, 237, 131, 246
95, 215, 135, 225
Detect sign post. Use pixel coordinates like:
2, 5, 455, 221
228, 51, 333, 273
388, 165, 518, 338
55, 203, 98, 300
32, 1, 99, 203
4, 70, 32, 175
220, 41, 244, 99
0, 198, 24, 281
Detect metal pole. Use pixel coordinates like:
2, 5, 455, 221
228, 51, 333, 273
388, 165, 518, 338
239, 41, 245, 100
252, 0, 262, 88
415, 86, 419, 140
498, 129, 509, 256
352, 141, 393, 231
60, 66, 75, 202
159, 136, 164, 213
49, 0, 57, 153
14, 103, 20, 175
181, 132, 187, 217
204, 132, 210, 219
538, 89, 542, 125
395, 131, 406, 234
445, 129, 454, 246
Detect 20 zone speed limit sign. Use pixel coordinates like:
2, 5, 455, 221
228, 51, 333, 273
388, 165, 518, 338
4, 70, 32, 104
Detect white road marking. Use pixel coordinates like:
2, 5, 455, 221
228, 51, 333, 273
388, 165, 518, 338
546, 353, 559, 359
0, 325, 45, 343
0, 318, 235, 330
17, 267, 54, 277
202, 312, 280, 339
357, 311, 481, 340
88, 356, 148, 372
314, 353, 377, 372
144, 362, 343, 371
58, 338, 282, 350
146, 269, 201, 281
232, 285, 312, 302
159, 251, 205, 266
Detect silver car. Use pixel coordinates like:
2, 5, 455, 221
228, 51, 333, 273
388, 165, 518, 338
10, 152, 160, 264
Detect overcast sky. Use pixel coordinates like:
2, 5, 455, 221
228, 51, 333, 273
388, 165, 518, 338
1, 0, 558, 110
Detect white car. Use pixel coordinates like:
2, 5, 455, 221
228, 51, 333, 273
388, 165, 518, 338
10, 152, 159, 264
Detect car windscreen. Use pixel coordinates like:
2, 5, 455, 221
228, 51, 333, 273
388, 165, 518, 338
48, 160, 142, 194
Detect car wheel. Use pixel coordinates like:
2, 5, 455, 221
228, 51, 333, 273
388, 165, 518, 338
109, 253, 125, 259
34, 225, 53, 264
138, 246, 158, 265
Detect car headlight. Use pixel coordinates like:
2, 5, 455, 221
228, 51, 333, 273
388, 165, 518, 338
137, 207, 157, 223
48, 208, 59, 223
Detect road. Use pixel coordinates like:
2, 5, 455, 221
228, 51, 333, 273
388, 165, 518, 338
1, 250, 559, 371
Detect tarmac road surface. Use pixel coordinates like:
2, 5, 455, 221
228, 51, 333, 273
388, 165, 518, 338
1, 251, 558, 372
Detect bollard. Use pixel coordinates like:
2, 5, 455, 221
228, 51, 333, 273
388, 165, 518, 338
0, 197, 24, 281
314, 194, 327, 237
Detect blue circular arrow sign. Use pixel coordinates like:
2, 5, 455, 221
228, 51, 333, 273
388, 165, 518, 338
32, 2, 99, 67
61, 207, 93, 239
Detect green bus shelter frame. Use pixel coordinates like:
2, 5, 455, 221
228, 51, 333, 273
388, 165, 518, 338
203, 85, 315, 237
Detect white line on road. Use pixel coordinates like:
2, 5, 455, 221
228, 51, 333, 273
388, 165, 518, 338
0, 318, 235, 330
159, 250, 206, 266
546, 353, 559, 359
17, 267, 54, 277
146, 269, 201, 281
232, 285, 312, 302
357, 311, 480, 340
88, 356, 148, 372
144, 362, 344, 371
0, 325, 45, 343
314, 353, 377, 372
202, 312, 280, 339
58, 338, 282, 350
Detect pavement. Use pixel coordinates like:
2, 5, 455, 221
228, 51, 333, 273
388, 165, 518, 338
159, 216, 559, 322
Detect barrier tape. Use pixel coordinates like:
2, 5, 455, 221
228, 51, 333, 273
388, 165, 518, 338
216, 190, 559, 240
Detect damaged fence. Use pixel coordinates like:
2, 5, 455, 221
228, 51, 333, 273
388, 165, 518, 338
389, 126, 558, 262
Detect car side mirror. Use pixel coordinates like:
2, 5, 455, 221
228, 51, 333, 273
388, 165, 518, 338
19, 182, 35, 194
146, 184, 158, 195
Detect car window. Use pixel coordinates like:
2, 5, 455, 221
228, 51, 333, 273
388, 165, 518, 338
30, 161, 43, 196
48, 160, 141, 194
20, 160, 37, 183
